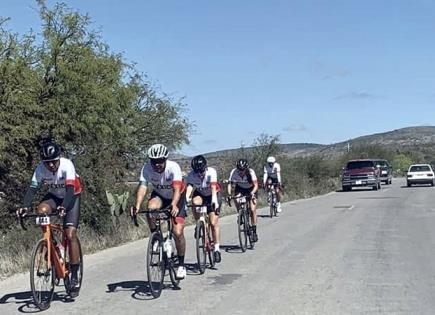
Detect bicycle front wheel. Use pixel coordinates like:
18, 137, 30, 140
238, 211, 248, 252
196, 221, 207, 274
147, 232, 165, 298
206, 227, 215, 268
30, 239, 55, 310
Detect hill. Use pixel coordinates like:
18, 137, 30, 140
197, 126, 435, 161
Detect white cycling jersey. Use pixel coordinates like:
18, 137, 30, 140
139, 160, 184, 199
228, 168, 258, 189
186, 167, 220, 196
30, 157, 82, 198
263, 162, 281, 183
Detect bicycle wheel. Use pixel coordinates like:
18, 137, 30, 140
167, 242, 180, 289
206, 227, 215, 268
246, 211, 255, 250
196, 220, 206, 274
237, 210, 248, 252
147, 232, 165, 298
30, 239, 55, 310
64, 237, 84, 297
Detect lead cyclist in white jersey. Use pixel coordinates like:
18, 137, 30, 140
17, 140, 83, 294
131, 144, 187, 279
263, 156, 283, 213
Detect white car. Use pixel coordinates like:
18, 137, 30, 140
406, 164, 434, 187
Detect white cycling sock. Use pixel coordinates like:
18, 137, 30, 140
214, 243, 220, 251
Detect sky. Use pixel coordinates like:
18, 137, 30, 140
2, 0, 435, 155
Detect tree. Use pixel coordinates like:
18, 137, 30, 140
0, 1, 191, 231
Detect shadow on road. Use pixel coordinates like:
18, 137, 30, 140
221, 244, 243, 253
106, 280, 154, 300
0, 290, 74, 313
400, 185, 434, 189
257, 214, 274, 218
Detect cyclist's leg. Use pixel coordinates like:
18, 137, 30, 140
64, 195, 80, 264
249, 189, 258, 242
37, 194, 58, 214
63, 195, 81, 291
207, 193, 221, 248
250, 189, 258, 226
172, 191, 187, 278
191, 192, 203, 221
147, 192, 163, 231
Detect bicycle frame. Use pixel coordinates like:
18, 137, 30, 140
21, 213, 68, 279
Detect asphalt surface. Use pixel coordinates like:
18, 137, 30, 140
2, 178, 435, 314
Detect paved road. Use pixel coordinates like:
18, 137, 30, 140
2, 178, 435, 314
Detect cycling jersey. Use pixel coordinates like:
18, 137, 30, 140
228, 168, 258, 189
139, 160, 185, 199
263, 162, 281, 184
186, 167, 220, 197
30, 157, 82, 198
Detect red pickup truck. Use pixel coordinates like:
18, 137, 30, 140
341, 159, 381, 191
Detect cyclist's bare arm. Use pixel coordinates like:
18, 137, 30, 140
186, 184, 194, 202
171, 182, 182, 217
133, 184, 147, 215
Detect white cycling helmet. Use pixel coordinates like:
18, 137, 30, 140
267, 156, 276, 163
148, 144, 169, 159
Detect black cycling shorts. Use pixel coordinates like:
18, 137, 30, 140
150, 190, 187, 218
266, 177, 279, 185
234, 186, 257, 198
41, 193, 81, 229
192, 190, 222, 215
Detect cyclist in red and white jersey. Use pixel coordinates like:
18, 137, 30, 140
17, 140, 83, 294
131, 144, 187, 279
185, 155, 223, 263
263, 156, 283, 213
227, 158, 259, 242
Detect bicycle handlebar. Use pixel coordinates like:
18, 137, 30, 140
15, 209, 61, 231
132, 206, 173, 227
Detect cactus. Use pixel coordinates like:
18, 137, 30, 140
106, 190, 130, 218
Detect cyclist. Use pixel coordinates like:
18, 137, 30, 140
131, 144, 187, 279
185, 155, 222, 263
263, 156, 283, 213
17, 140, 82, 294
227, 158, 259, 242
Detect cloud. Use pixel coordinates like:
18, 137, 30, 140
283, 124, 307, 132
334, 91, 377, 101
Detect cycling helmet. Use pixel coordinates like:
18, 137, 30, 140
236, 158, 249, 171
147, 144, 169, 159
267, 156, 276, 163
40, 141, 61, 161
191, 155, 207, 173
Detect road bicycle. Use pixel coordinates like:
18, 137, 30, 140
186, 204, 215, 274
265, 180, 280, 218
17, 209, 83, 310
228, 195, 256, 252
133, 207, 180, 298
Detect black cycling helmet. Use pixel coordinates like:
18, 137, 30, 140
236, 158, 249, 171
40, 141, 61, 161
191, 155, 207, 173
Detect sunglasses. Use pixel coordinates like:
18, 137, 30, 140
150, 158, 166, 165
43, 160, 60, 168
